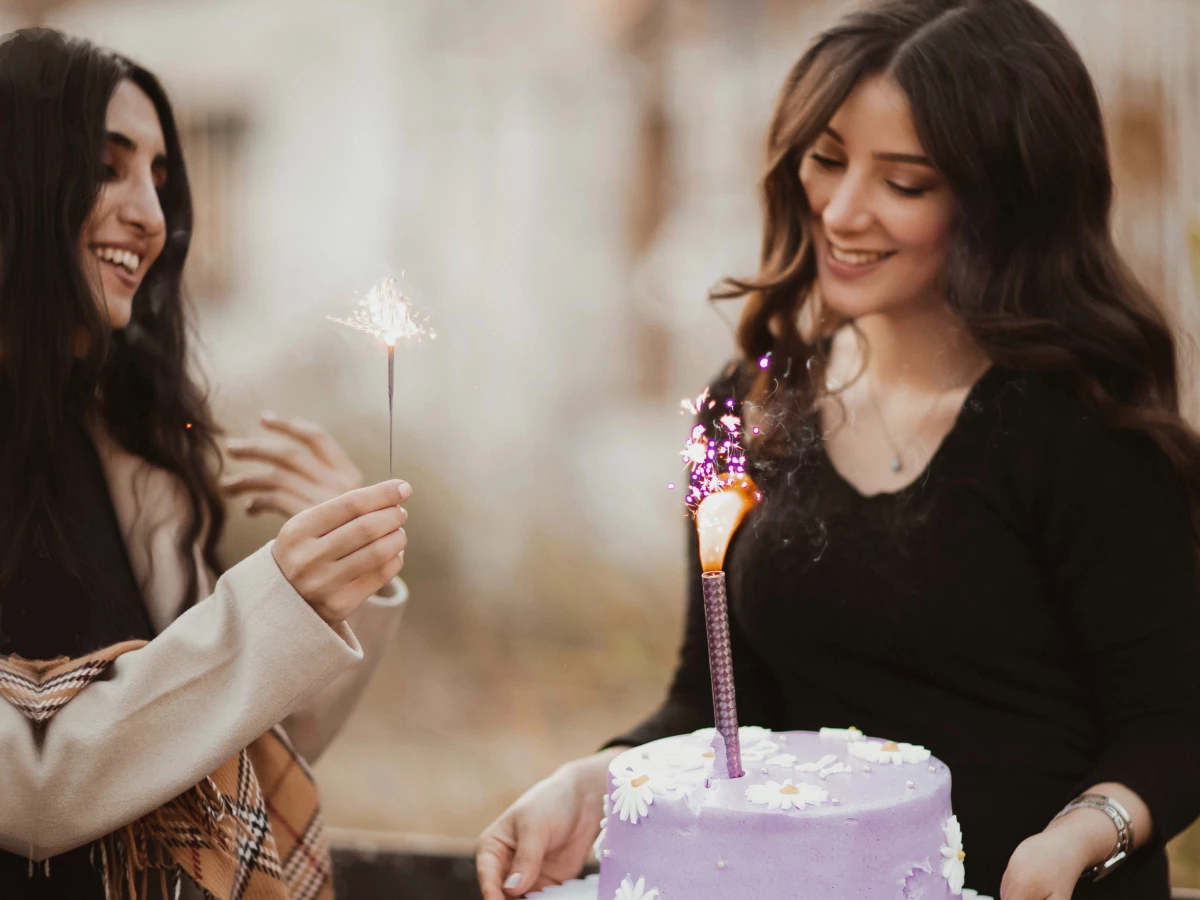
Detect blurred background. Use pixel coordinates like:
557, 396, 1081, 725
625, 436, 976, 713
2, 0, 1199, 893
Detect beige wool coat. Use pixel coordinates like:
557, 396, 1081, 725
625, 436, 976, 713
0, 422, 407, 861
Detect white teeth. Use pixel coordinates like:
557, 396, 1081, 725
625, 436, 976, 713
92, 245, 139, 273
830, 246, 893, 266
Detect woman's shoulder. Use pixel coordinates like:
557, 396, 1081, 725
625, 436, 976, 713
978, 366, 1180, 489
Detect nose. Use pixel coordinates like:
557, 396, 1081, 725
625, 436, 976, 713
820, 169, 873, 237
117, 172, 165, 238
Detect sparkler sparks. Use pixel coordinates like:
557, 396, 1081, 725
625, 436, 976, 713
678, 389, 759, 511
328, 275, 435, 477
327, 275, 435, 347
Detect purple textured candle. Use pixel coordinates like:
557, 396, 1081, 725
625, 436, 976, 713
701, 570, 743, 778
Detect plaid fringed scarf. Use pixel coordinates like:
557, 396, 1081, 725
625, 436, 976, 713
0, 642, 334, 900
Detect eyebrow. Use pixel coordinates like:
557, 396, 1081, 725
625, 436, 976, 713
822, 127, 935, 169
106, 131, 169, 169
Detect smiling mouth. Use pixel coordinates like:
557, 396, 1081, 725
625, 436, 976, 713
828, 244, 897, 266
91, 244, 142, 276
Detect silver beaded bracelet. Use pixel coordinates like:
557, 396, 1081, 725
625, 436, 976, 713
1053, 792, 1134, 881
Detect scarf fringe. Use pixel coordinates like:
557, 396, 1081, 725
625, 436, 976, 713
95, 767, 247, 899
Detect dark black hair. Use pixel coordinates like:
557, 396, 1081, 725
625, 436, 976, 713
0, 28, 225, 607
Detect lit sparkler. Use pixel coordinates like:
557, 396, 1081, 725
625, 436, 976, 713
675, 387, 764, 779
677, 390, 758, 512
328, 275, 435, 476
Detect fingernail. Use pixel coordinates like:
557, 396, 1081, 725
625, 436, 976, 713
396, 481, 411, 501
503, 873, 523, 891
262, 410, 277, 420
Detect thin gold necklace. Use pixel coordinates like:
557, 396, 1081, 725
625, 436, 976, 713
866, 374, 953, 474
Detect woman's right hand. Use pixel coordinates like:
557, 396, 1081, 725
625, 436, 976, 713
271, 479, 410, 624
476, 749, 624, 899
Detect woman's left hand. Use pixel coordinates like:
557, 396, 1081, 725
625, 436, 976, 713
221, 412, 365, 519
999, 828, 1089, 899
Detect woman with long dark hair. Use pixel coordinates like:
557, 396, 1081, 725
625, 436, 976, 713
0, 28, 411, 898
477, 0, 1200, 897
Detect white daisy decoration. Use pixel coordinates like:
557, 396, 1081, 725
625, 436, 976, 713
663, 744, 716, 782
764, 753, 798, 767
847, 740, 931, 765
794, 754, 839, 773
962, 891, 993, 900
691, 725, 773, 745
940, 815, 966, 895
819, 726, 865, 742
611, 771, 670, 825
740, 738, 781, 763
736, 726, 773, 744
745, 779, 829, 811
593, 792, 611, 857
612, 875, 659, 900
818, 762, 852, 777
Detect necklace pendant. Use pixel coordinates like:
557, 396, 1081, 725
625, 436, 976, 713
889, 457, 903, 473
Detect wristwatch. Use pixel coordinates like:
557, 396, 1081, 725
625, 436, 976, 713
1053, 792, 1134, 881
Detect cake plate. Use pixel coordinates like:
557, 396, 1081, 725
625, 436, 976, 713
525, 875, 598, 899
525, 876, 993, 900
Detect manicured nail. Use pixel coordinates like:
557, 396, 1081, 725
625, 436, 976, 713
504, 873, 523, 891
262, 410, 277, 421
396, 481, 411, 501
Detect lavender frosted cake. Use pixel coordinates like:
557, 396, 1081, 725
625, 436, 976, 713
594, 726, 973, 900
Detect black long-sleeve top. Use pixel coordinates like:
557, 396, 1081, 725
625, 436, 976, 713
612, 364, 1200, 898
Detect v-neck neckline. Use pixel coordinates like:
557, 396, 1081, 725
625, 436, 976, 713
818, 365, 1007, 501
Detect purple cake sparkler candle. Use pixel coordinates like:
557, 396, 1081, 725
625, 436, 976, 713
695, 482, 759, 779
679, 390, 762, 780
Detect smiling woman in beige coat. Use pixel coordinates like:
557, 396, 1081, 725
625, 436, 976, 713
0, 29, 409, 898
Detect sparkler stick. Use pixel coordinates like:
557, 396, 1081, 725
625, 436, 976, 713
678, 390, 762, 779
328, 275, 434, 477
388, 343, 395, 476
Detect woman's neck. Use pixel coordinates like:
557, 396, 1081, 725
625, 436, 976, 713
853, 302, 990, 393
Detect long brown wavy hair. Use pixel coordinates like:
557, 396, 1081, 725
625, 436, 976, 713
715, 0, 1200, 537
0, 29, 225, 607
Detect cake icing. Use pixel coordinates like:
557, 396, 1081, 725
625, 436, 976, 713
595, 727, 972, 900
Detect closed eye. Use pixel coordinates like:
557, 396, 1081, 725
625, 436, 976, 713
887, 181, 930, 198
809, 152, 845, 170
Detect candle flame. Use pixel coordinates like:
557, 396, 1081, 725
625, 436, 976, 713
697, 477, 760, 572
327, 276, 435, 346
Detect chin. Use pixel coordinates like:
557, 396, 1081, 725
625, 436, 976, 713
816, 275, 893, 321
104, 296, 134, 330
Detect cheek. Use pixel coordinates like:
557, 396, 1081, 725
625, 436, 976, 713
881, 200, 953, 261
148, 232, 168, 267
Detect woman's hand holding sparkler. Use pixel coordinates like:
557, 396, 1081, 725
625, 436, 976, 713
271, 479, 410, 625
222, 412, 365, 519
